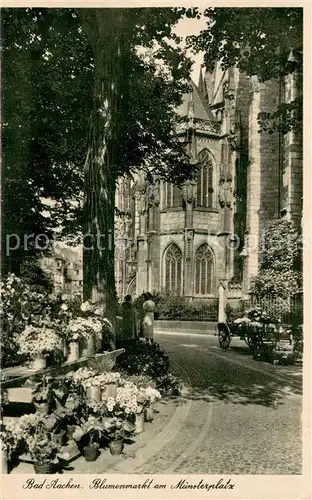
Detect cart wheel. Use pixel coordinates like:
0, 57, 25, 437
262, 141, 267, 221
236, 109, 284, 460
218, 323, 231, 349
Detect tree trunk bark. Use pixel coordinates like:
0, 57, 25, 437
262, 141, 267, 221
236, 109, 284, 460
77, 9, 127, 325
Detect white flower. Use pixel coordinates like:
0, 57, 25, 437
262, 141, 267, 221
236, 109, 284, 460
80, 301, 92, 312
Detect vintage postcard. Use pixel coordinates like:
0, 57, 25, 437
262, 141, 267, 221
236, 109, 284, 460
1, 1, 311, 499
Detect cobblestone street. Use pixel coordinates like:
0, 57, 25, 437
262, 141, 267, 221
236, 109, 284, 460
146, 333, 302, 475
11, 333, 302, 476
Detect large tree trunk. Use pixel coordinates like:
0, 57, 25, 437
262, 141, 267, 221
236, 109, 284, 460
77, 9, 127, 325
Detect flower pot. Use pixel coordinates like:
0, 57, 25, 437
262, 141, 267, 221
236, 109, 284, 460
67, 341, 80, 362
102, 383, 117, 399
32, 355, 47, 371
109, 439, 124, 455
86, 386, 101, 402
144, 407, 154, 422
1, 450, 8, 474
135, 413, 145, 434
80, 334, 95, 358
34, 461, 55, 474
83, 444, 99, 462
34, 401, 50, 415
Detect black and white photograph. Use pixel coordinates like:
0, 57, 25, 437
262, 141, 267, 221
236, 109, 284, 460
0, 3, 310, 497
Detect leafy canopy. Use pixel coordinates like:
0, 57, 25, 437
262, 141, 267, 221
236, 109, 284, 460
2, 7, 199, 272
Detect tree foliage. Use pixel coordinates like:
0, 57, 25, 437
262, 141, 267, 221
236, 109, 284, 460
188, 7, 303, 134
250, 220, 302, 300
2, 7, 200, 320
2, 7, 198, 282
1, 8, 93, 273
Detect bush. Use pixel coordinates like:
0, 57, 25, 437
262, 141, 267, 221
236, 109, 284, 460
133, 292, 218, 322
292, 324, 303, 361
116, 340, 170, 379
250, 220, 302, 301
115, 340, 183, 396
225, 303, 244, 323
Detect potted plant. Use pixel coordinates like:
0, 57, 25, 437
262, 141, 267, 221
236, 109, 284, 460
28, 433, 61, 474
143, 387, 161, 422
0, 419, 20, 473
102, 417, 135, 455
64, 318, 84, 362
99, 372, 122, 399
17, 325, 62, 370
18, 415, 61, 474
82, 376, 102, 402
72, 416, 104, 462
31, 378, 52, 415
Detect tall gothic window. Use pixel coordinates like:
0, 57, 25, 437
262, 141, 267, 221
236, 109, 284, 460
163, 183, 181, 208
196, 149, 214, 208
118, 181, 131, 212
164, 243, 182, 293
194, 244, 214, 295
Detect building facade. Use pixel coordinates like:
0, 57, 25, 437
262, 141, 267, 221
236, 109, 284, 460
40, 242, 83, 295
115, 64, 303, 302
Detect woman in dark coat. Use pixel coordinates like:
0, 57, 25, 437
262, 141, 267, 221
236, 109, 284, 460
120, 294, 137, 347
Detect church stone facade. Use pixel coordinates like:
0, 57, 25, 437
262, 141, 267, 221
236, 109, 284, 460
115, 64, 302, 303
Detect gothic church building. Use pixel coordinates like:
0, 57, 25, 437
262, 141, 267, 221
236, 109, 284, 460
115, 63, 302, 303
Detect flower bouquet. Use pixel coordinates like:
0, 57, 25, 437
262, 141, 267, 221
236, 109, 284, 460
17, 325, 62, 370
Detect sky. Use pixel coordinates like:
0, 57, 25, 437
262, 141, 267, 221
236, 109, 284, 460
174, 11, 207, 84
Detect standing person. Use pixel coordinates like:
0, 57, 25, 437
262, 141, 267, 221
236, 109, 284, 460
141, 292, 155, 344
120, 294, 137, 348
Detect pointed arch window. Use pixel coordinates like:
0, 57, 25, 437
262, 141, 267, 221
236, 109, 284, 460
194, 244, 214, 295
196, 149, 214, 208
163, 183, 181, 208
164, 243, 182, 293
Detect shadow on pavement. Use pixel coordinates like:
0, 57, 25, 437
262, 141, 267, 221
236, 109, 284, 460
183, 382, 301, 407
173, 371, 302, 407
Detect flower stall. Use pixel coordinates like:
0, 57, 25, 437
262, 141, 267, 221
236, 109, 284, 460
1, 274, 183, 474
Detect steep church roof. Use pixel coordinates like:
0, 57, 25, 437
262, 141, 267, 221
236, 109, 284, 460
176, 80, 216, 123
